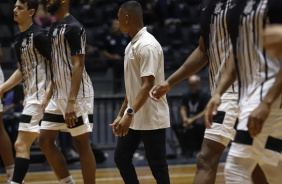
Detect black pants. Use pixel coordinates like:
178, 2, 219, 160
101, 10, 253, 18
114, 128, 170, 184
172, 119, 205, 155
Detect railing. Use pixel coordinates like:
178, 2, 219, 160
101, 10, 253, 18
91, 94, 182, 148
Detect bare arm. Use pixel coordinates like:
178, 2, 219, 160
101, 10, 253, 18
248, 64, 282, 137
42, 81, 53, 113
0, 62, 23, 97
150, 36, 208, 101
65, 54, 85, 127
204, 56, 237, 128
115, 75, 155, 136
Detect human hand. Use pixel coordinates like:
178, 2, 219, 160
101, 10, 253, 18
65, 100, 78, 128
109, 116, 122, 137
183, 118, 194, 129
41, 96, 50, 113
115, 114, 133, 137
263, 24, 282, 58
204, 94, 221, 129
247, 102, 270, 138
149, 81, 171, 102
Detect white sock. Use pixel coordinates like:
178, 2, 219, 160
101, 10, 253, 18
6, 164, 14, 176
11, 182, 20, 184
60, 175, 75, 184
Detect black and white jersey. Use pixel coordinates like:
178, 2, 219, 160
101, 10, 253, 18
227, 0, 282, 106
200, 0, 238, 96
49, 15, 93, 99
15, 24, 51, 101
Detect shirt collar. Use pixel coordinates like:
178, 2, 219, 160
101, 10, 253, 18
131, 27, 147, 44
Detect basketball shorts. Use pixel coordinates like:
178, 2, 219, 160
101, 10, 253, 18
18, 100, 44, 133
40, 97, 94, 137
229, 95, 282, 166
205, 94, 238, 147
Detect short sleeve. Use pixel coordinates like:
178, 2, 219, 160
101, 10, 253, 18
138, 45, 160, 77
34, 29, 51, 61
65, 24, 86, 56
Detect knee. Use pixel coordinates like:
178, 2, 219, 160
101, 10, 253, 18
196, 151, 215, 171
114, 152, 130, 167
14, 140, 26, 154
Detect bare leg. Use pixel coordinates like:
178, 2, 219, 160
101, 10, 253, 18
14, 131, 38, 159
193, 138, 225, 184
73, 132, 96, 184
252, 164, 268, 184
38, 129, 70, 180
12, 131, 38, 183
0, 112, 14, 166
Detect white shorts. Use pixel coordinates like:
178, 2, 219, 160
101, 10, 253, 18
225, 155, 282, 184
204, 95, 238, 147
229, 96, 282, 166
40, 97, 94, 137
18, 100, 44, 134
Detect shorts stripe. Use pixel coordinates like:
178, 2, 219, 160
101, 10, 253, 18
265, 136, 282, 153
43, 113, 64, 123
234, 130, 253, 145
88, 114, 93, 123
212, 111, 225, 124
19, 114, 32, 123
42, 113, 87, 129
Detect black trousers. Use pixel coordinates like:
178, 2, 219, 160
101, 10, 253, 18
114, 128, 170, 184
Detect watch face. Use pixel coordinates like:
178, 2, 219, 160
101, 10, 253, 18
127, 109, 133, 114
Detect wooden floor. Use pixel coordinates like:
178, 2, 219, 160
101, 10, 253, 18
0, 164, 225, 184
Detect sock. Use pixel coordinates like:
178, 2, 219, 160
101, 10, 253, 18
12, 157, 29, 183
60, 175, 75, 184
6, 164, 14, 177
11, 182, 20, 184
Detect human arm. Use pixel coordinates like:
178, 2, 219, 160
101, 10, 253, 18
204, 59, 237, 129
65, 54, 84, 128
150, 36, 208, 101
42, 81, 53, 113
109, 96, 128, 136
247, 66, 282, 137
263, 24, 282, 58
0, 62, 23, 98
115, 76, 155, 136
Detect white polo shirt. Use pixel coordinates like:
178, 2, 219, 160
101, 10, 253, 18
124, 27, 170, 130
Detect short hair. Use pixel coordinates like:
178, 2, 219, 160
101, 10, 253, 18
120, 1, 142, 15
19, 0, 38, 15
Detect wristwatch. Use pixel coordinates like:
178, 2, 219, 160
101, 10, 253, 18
127, 108, 135, 116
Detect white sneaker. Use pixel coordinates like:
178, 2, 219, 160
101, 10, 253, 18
6, 174, 25, 184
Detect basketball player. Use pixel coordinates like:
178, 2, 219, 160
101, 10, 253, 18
0, 45, 15, 183
38, 0, 96, 183
0, 0, 50, 183
205, 0, 282, 183
150, 0, 266, 183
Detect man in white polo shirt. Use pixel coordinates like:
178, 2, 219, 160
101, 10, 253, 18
109, 1, 170, 184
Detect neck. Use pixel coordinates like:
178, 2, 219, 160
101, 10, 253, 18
128, 26, 143, 39
55, 8, 70, 21
19, 19, 33, 32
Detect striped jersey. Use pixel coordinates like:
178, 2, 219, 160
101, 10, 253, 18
48, 15, 94, 99
200, 0, 238, 97
227, 0, 282, 107
15, 24, 51, 101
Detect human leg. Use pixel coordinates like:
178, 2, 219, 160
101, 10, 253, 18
72, 132, 96, 184
12, 131, 38, 183
38, 129, 71, 181
114, 129, 141, 184
193, 137, 226, 184
142, 128, 170, 184
260, 160, 282, 184
0, 112, 15, 181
